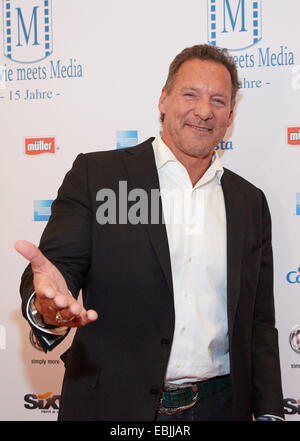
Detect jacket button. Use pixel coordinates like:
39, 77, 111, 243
150, 388, 159, 395
161, 338, 170, 345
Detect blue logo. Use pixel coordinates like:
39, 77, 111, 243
297, 193, 300, 215
2, 0, 53, 63
116, 130, 138, 149
215, 139, 234, 151
207, 0, 262, 51
33, 200, 53, 221
287, 268, 300, 284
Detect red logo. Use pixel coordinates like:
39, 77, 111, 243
287, 127, 300, 145
25, 137, 55, 155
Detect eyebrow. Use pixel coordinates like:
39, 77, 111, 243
180, 86, 199, 92
180, 86, 229, 98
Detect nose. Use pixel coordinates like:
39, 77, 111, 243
193, 97, 213, 120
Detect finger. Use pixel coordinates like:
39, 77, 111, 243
15, 240, 51, 273
34, 279, 57, 300
86, 309, 98, 322
68, 309, 98, 328
34, 290, 81, 324
54, 295, 82, 316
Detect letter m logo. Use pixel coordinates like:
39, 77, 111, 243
2, 0, 53, 63
222, 0, 247, 33
207, 0, 262, 51
16, 6, 39, 47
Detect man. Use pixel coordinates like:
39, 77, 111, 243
16, 44, 284, 421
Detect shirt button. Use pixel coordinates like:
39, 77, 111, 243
181, 327, 186, 332
184, 292, 188, 298
188, 257, 192, 262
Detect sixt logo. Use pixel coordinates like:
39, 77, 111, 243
286, 268, 300, 284
284, 398, 300, 415
25, 137, 55, 155
24, 392, 60, 410
2, 0, 53, 63
207, 0, 262, 51
287, 127, 300, 146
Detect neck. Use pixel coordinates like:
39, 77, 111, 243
162, 139, 214, 187
185, 156, 213, 187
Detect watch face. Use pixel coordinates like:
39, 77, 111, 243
32, 308, 46, 328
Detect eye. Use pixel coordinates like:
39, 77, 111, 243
212, 97, 226, 105
183, 92, 196, 99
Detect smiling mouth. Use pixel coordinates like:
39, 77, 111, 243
186, 124, 212, 133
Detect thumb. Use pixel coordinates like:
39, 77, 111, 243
14, 240, 51, 273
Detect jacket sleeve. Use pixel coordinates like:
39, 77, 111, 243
251, 190, 284, 419
19, 154, 93, 352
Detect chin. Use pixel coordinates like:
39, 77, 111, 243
184, 144, 215, 158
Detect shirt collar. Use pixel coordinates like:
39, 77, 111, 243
152, 134, 224, 185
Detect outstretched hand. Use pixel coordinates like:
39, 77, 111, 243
15, 240, 98, 328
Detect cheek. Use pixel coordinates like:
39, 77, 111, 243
215, 111, 232, 128
166, 109, 184, 128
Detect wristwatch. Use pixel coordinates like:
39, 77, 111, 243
28, 293, 68, 335
29, 294, 49, 329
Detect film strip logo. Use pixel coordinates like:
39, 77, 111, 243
2, 0, 53, 63
207, 0, 262, 51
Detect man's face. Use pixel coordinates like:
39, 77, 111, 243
159, 58, 234, 159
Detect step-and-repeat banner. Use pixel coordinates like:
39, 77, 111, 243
1, 0, 299, 420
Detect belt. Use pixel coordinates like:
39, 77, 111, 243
158, 375, 231, 415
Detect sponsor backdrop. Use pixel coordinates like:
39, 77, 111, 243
0, 0, 299, 420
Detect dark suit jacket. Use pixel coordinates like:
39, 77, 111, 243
20, 137, 284, 421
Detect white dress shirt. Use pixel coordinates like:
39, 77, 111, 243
152, 135, 229, 384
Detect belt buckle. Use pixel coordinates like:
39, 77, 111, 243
158, 383, 198, 416
158, 397, 198, 416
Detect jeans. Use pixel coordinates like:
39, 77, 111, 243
155, 383, 233, 421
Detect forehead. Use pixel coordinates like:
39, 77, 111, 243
172, 58, 232, 95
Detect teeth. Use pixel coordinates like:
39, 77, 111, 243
191, 125, 209, 131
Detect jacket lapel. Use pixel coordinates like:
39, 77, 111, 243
121, 138, 174, 296
221, 169, 246, 339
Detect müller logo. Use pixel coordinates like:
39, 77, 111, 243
25, 137, 55, 155
287, 127, 300, 146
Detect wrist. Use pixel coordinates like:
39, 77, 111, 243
27, 293, 69, 336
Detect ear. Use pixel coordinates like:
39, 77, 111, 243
227, 108, 234, 128
158, 87, 168, 115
